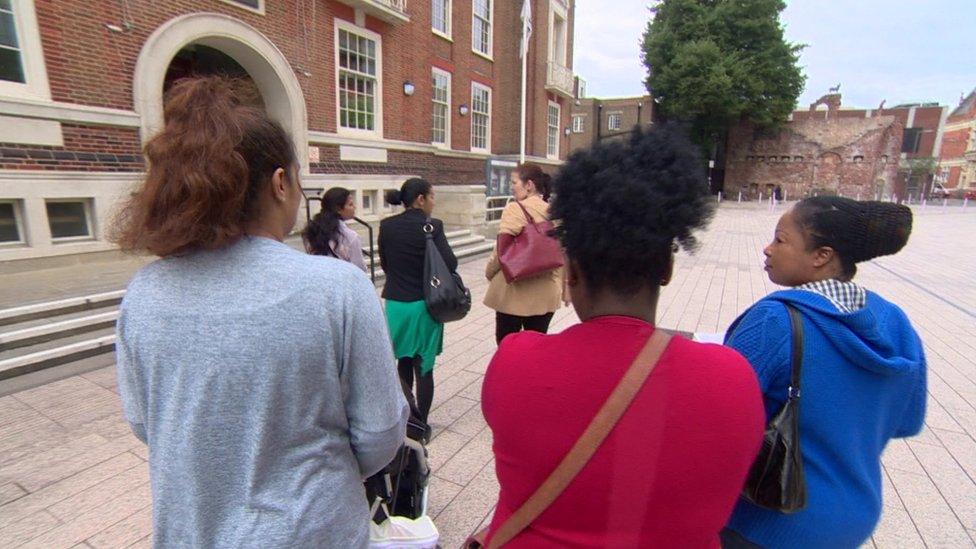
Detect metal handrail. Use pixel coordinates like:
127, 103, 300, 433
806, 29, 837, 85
303, 190, 378, 283
485, 195, 513, 222
351, 216, 376, 283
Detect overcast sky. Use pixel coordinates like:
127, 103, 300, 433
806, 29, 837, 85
572, 0, 976, 109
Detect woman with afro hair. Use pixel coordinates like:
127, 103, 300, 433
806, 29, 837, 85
722, 197, 926, 548
480, 125, 765, 547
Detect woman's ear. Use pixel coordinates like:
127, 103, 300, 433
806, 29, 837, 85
271, 168, 288, 202
812, 246, 836, 268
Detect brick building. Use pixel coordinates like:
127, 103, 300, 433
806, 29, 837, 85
567, 94, 653, 154
938, 89, 976, 192
724, 93, 949, 200
0, 0, 575, 265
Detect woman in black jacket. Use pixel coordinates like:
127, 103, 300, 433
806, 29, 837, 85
378, 178, 457, 422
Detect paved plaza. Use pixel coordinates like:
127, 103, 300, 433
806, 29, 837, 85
0, 203, 974, 548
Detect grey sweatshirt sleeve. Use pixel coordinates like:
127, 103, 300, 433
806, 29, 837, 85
115, 307, 148, 444
342, 272, 408, 477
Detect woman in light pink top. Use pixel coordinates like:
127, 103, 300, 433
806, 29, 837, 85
303, 187, 367, 272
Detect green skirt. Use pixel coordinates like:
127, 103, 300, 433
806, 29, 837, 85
385, 299, 443, 375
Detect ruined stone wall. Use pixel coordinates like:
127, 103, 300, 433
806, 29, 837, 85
725, 116, 902, 200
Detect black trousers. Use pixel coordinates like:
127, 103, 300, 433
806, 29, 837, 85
397, 356, 433, 423
495, 312, 555, 344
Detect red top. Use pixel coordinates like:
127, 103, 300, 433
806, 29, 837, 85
482, 316, 765, 548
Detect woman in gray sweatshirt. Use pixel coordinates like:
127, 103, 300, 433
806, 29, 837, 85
110, 76, 407, 548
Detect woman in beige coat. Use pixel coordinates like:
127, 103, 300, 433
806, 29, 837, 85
485, 163, 563, 344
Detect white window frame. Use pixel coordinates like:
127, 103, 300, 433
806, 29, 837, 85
0, 0, 51, 101
0, 199, 26, 247
432, 0, 452, 41
576, 77, 587, 99
548, 1, 569, 66
471, 0, 493, 61
572, 114, 584, 133
334, 20, 384, 140
470, 82, 492, 153
547, 101, 560, 159
431, 67, 452, 148
608, 113, 621, 131
45, 198, 95, 243
219, 0, 265, 15
360, 190, 376, 214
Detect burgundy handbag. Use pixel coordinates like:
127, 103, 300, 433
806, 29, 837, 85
498, 200, 564, 283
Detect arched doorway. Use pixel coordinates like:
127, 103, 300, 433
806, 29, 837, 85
133, 13, 308, 171
163, 44, 264, 109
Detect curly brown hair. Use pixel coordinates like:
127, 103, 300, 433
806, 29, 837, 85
110, 76, 297, 256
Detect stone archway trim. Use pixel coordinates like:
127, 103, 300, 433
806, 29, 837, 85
132, 12, 309, 170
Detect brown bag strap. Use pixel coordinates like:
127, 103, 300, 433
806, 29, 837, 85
487, 329, 672, 549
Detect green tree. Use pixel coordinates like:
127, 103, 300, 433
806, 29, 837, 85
903, 156, 939, 195
642, 0, 805, 150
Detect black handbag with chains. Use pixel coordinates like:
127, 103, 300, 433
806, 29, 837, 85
422, 220, 471, 323
741, 304, 808, 513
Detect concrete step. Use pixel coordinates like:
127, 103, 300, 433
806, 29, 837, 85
0, 311, 119, 352
0, 236, 495, 387
0, 290, 124, 327
0, 333, 116, 381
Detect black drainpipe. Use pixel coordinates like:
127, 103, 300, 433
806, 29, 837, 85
596, 103, 603, 142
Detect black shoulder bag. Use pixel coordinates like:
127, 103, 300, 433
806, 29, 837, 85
741, 304, 807, 513
422, 220, 471, 323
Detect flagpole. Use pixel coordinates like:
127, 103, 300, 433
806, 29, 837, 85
519, 7, 528, 164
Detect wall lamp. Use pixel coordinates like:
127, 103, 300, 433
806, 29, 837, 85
459, 104, 470, 116
403, 81, 415, 96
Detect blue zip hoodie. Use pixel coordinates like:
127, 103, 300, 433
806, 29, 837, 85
724, 289, 926, 548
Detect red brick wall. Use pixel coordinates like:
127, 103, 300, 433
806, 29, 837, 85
22, 0, 571, 175
310, 145, 485, 185
792, 105, 944, 158
947, 166, 962, 188
0, 125, 142, 171
941, 128, 970, 160
906, 107, 945, 159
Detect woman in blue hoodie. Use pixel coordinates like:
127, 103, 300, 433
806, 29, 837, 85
723, 197, 926, 548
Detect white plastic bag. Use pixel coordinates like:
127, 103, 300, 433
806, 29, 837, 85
368, 514, 439, 549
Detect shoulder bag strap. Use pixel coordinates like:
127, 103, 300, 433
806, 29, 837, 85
488, 329, 672, 549
513, 199, 540, 232
785, 305, 804, 398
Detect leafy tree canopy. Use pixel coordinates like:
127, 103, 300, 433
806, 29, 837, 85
642, 0, 806, 147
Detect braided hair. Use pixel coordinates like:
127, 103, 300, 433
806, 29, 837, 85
792, 196, 912, 279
